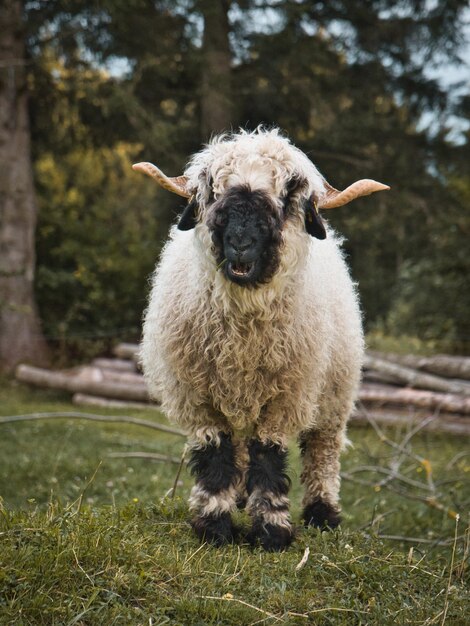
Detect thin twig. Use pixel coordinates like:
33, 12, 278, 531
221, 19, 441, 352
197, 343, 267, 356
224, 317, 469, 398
107, 452, 181, 464
67, 461, 102, 515
377, 534, 462, 547
171, 446, 188, 499
0, 412, 185, 436
345, 465, 432, 490
440, 515, 460, 626
198, 595, 281, 622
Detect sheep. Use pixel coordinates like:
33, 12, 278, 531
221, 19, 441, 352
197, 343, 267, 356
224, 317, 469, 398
134, 128, 389, 551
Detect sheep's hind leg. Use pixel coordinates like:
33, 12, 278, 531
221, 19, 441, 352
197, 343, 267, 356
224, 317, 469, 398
187, 432, 239, 546
299, 429, 343, 530
245, 439, 293, 551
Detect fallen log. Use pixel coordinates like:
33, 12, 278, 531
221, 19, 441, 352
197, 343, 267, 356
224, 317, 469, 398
73, 393, 158, 411
113, 342, 139, 360
77, 366, 146, 387
362, 370, 402, 386
363, 354, 470, 396
368, 350, 470, 381
92, 358, 137, 372
359, 383, 470, 415
351, 408, 470, 436
16, 364, 149, 402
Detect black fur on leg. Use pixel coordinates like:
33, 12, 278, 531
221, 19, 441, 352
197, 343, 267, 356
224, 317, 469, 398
246, 520, 294, 552
303, 498, 342, 530
246, 440, 291, 496
191, 512, 238, 546
187, 432, 239, 494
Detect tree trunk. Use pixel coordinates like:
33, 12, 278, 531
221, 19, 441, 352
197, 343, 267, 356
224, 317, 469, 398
199, 0, 233, 138
0, 0, 49, 372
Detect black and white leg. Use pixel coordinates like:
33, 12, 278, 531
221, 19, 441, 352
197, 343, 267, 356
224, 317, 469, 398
187, 432, 239, 546
245, 439, 294, 551
299, 429, 343, 530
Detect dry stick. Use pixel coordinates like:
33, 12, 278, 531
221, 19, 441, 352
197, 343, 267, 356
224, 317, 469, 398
342, 471, 459, 520
455, 516, 470, 580
107, 452, 181, 464
445, 451, 470, 470
358, 402, 434, 466
373, 415, 436, 490
377, 534, 463, 547
345, 466, 433, 491
198, 595, 283, 623
171, 446, 188, 499
440, 515, 460, 626
346, 406, 459, 519
380, 410, 438, 492
350, 407, 470, 436
64, 461, 103, 516
0, 412, 185, 437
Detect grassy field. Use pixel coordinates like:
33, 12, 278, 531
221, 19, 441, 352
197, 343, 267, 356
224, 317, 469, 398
0, 378, 469, 625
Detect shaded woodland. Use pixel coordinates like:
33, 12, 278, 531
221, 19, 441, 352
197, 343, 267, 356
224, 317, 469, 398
1, 0, 469, 371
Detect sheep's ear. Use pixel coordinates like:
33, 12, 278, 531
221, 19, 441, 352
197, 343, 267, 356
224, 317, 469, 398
318, 179, 390, 209
178, 196, 198, 230
304, 197, 326, 239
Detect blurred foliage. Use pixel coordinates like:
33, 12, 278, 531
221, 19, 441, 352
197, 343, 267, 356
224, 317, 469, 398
23, 0, 470, 358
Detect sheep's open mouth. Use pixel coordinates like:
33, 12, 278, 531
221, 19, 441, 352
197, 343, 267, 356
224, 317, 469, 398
227, 261, 256, 281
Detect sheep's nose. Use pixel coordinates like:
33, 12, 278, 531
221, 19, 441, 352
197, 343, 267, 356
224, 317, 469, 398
226, 235, 256, 259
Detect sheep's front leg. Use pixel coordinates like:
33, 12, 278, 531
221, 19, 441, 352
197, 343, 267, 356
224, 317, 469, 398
187, 432, 239, 546
246, 439, 293, 551
300, 429, 343, 529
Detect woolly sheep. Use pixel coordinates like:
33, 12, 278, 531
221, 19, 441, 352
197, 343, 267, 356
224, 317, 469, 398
134, 128, 389, 551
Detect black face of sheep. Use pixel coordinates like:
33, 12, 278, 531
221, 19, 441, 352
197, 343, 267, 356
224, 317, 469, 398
207, 186, 283, 286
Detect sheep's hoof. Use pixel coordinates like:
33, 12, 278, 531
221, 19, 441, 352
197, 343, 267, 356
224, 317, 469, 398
191, 512, 237, 546
247, 520, 294, 552
303, 498, 341, 530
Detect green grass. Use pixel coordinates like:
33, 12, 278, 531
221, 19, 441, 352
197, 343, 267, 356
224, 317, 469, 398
0, 378, 469, 625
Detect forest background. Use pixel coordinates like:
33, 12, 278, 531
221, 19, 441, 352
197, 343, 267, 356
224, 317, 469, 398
1, 0, 469, 372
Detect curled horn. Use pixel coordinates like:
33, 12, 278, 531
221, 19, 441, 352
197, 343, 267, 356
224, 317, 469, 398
132, 162, 191, 198
318, 179, 390, 209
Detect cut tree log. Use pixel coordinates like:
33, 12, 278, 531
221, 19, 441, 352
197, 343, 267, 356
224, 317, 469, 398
77, 365, 145, 386
362, 370, 403, 386
363, 354, 470, 396
368, 350, 470, 381
92, 358, 137, 372
16, 364, 149, 402
73, 393, 158, 411
113, 343, 139, 360
359, 383, 470, 415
